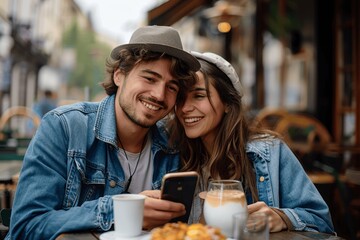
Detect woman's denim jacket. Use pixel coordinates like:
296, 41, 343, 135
6, 95, 180, 240
189, 138, 335, 234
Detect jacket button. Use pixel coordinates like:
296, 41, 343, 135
259, 176, 265, 182
110, 180, 116, 187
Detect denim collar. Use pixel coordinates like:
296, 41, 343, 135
94, 95, 118, 147
246, 137, 273, 162
93, 95, 178, 154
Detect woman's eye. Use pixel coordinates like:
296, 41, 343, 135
195, 94, 206, 99
166, 83, 179, 93
168, 86, 179, 92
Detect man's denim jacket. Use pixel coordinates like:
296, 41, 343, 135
6, 95, 180, 240
189, 138, 335, 234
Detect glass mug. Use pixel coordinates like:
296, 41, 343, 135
233, 212, 269, 240
203, 180, 248, 238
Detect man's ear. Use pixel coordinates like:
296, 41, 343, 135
114, 69, 124, 86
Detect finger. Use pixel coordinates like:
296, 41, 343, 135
140, 190, 161, 199
143, 207, 186, 222
145, 197, 185, 212
143, 199, 186, 230
248, 207, 283, 232
143, 198, 186, 224
247, 201, 266, 214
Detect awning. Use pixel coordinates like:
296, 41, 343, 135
147, 0, 211, 26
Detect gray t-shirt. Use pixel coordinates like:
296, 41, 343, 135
118, 136, 153, 193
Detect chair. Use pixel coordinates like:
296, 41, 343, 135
0, 106, 41, 141
274, 113, 331, 154
0, 106, 40, 162
273, 113, 336, 183
254, 108, 289, 130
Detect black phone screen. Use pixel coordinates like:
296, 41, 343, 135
161, 172, 198, 223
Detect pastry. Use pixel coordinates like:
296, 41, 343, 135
151, 222, 226, 240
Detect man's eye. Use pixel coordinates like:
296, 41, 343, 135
144, 77, 155, 82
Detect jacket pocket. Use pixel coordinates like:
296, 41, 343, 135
63, 153, 106, 208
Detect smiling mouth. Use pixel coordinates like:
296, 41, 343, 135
141, 100, 162, 111
184, 117, 202, 123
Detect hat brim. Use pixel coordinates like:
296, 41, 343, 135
110, 43, 200, 71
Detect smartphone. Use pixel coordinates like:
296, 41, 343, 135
160, 171, 199, 223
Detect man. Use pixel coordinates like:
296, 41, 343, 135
6, 25, 200, 240
32, 90, 57, 118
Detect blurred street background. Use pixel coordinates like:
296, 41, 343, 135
0, 0, 359, 239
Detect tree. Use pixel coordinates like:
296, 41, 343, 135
62, 21, 111, 100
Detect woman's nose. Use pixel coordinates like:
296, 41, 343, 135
181, 101, 195, 112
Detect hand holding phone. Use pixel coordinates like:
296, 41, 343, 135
160, 171, 199, 223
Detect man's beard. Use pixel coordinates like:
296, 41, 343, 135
122, 106, 152, 129
119, 95, 159, 128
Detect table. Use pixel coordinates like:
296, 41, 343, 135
57, 231, 346, 240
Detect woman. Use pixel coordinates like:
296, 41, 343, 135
168, 51, 334, 234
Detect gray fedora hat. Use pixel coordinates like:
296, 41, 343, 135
110, 25, 200, 71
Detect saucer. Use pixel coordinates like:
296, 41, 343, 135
99, 231, 150, 240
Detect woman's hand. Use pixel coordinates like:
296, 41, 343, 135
247, 201, 287, 232
139, 190, 186, 230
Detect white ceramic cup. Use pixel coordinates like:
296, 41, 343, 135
112, 194, 146, 237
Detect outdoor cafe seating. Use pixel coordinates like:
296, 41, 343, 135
0, 106, 40, 237
254, 108, 360, 239
255, 108, 337, 180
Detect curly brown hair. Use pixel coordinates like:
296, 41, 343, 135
101, 47, 196, 102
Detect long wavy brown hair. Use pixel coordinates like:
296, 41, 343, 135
101, 47, 196, 100
168, 59, 275, 202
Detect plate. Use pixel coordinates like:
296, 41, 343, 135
99, 231, 150, 240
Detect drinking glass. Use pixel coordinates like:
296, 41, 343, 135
233, 212, 269, 240
203, 180, 248, 238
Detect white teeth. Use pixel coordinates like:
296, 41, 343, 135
141, 101, 160, 110
184, 117, 201, 123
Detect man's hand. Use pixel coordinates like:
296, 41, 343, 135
247, 201, 287, 232
140, 190, 186, 230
